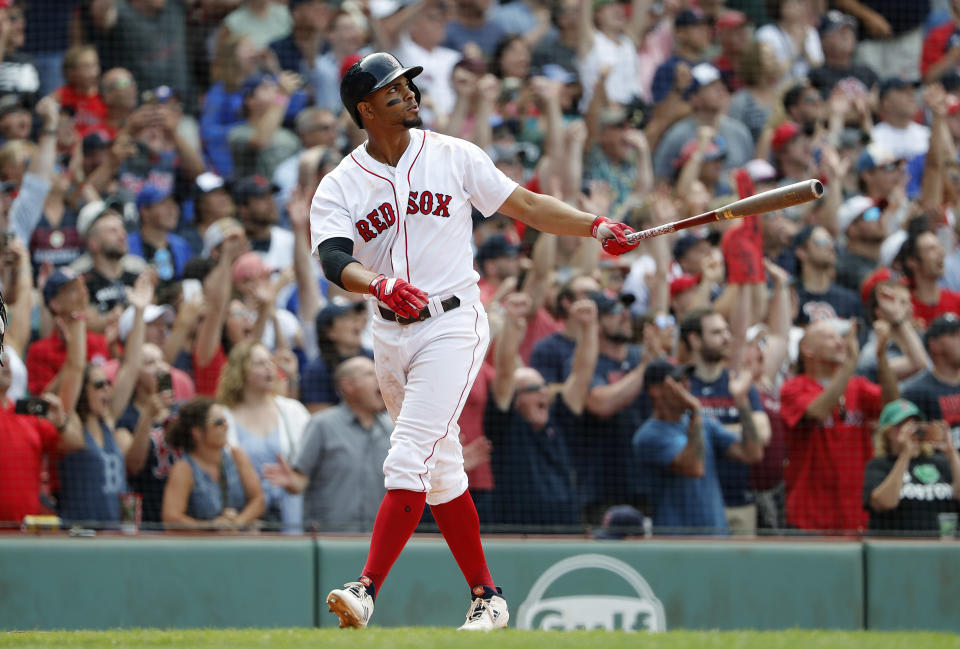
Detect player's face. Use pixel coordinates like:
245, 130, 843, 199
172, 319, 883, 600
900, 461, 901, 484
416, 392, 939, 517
361, 78, 422, 130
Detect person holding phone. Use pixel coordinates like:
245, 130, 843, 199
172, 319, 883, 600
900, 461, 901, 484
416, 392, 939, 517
1, 310, 85, 523
114, 343, 179, 527
863, 399, 960, 535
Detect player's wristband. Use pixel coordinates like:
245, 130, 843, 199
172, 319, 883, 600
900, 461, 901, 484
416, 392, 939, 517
590, 216, 610, 239
368, 274, 387, 296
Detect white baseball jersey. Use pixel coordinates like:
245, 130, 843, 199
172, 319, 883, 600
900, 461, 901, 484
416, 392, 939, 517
309, 129, 518, 299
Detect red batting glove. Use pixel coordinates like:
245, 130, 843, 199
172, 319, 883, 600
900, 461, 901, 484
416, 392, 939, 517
591, 216, 638, 256
369, 274, 429, 319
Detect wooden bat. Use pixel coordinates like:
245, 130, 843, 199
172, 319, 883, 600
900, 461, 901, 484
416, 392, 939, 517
625, 179, 824, 244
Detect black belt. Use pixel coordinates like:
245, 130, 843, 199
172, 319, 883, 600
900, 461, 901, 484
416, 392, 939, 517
378, 296, 461, 325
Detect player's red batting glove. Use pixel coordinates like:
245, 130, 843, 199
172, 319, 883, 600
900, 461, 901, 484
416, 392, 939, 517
369, 274, 429, 319
591, 216, 638, 256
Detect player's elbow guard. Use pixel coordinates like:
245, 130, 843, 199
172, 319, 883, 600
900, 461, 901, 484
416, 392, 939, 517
316, 237, 359, 290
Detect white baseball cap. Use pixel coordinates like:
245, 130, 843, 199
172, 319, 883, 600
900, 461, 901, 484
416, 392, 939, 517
836, 195, 876, 233
118, 304, 174, 341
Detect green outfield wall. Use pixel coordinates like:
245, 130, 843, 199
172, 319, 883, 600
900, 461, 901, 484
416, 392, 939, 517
0, 536, 956, 632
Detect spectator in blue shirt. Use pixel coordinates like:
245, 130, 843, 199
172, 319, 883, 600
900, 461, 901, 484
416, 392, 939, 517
633, 359, 763, 535
127, 184, 193, 282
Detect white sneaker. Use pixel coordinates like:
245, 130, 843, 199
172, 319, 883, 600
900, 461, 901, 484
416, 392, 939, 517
457, 589, 509, 631
327, 580, 374, 628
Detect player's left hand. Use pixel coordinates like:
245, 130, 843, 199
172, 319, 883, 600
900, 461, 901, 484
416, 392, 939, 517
591, 216, 638, 256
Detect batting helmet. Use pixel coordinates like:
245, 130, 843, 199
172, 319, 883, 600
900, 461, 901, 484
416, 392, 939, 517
340, 52, 423, 129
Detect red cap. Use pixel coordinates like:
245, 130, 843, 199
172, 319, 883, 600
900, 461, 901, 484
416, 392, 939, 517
771, 121, 802, 153
670, 273, 701, 298
674, 137, 725, 168
715, 9, 748, 31
339, 53, 364, 81
0, 1, 11, 8
860, 267, 907, 305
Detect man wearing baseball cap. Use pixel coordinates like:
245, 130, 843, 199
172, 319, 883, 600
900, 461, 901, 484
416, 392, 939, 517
127, 183, 192, 282
902, 314, 960, 450
862, 398, 960, 535
24, 268, 109, 396
650, 8, 711, 104
71, 198, 147, 329
834, 195, 887, 295
871, 78, 929, 161
808, 11, 878, 98
632, 358, 762, 534
653, 62, 753, 181
233, 174, 294, 273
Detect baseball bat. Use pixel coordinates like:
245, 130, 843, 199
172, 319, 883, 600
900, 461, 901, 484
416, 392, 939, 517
625, 178, 824, 244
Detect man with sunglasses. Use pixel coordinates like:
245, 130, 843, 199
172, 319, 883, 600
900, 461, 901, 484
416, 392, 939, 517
835, 194, 888, 295
484, 292, 595, 529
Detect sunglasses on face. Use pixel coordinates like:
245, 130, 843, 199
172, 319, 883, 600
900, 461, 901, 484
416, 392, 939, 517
91, 379, 110, 390
858, 206, 882, 223
516, 383, 546, 394
877, 162, 902, 172
655, 313, 675, 330
209, 417, 227, 427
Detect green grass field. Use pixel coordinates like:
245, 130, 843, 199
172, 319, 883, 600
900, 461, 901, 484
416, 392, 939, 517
1, 629, 958, 649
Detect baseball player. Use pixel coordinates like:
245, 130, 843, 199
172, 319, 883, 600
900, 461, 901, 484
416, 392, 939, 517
311, 52, 638, 631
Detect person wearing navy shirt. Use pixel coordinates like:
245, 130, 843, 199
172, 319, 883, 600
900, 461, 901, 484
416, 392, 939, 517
650, 9, 710, 103
301, 301, 373, 412
792, 225, 867, 329
529, 274, 600, 388
633, 359, 763, 534
679, 308, 770, 534
485, 293, 596, 529
566, 291, 651, 524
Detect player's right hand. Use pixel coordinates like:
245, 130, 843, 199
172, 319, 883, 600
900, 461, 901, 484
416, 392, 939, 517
369, 274, 429, 319
591, 216, 638, 256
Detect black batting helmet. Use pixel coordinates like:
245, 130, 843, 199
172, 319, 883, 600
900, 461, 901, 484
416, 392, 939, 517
340, 52, 422, 129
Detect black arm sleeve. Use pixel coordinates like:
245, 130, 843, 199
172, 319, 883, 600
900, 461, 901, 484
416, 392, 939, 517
316, 237, 360, 290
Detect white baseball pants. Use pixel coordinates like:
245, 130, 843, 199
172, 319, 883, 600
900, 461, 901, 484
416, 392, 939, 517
372, 297, 490, 505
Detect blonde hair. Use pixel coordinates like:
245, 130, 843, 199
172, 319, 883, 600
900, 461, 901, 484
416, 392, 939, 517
62, 44, 98, 75
212, 33, 251, 94
216, 340, 268, 407
0, 139, 36, 178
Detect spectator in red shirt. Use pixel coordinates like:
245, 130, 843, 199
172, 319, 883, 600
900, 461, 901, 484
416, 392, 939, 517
780, 318, 899, 533
192, 224, 251, 396
0, 297, 85, 524
901, 227, 960, 331
26, 268, 109, 396
52, 44, 107, 138
921, 2, 960, 84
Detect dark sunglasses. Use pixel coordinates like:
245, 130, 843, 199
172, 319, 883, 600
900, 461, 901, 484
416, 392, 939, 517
516, 383, 546, 394
91, 379, 110, 390
877, 162, 903, 172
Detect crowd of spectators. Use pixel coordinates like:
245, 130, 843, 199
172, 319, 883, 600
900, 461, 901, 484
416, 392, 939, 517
2, 0, 960, 537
